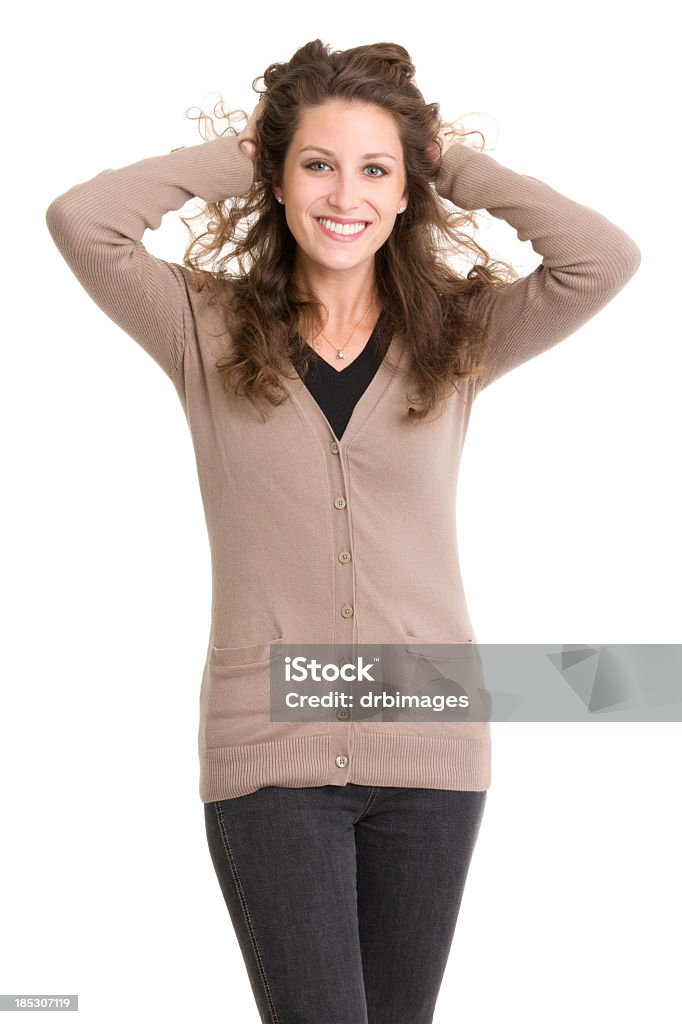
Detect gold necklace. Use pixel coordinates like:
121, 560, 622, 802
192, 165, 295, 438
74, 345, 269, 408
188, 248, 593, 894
312, 293, 378, 360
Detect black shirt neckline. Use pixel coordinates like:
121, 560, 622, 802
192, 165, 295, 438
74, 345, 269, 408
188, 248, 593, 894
299, 310, 386, 383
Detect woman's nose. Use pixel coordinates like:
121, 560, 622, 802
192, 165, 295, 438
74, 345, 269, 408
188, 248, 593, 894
327, 180, 364, 212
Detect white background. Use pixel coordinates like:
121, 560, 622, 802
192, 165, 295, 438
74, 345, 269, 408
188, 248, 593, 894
3, 0, 680, 1021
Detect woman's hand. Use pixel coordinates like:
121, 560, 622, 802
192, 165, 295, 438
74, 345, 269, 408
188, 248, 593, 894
238, 95, 265, 165
425, 125, 455, 168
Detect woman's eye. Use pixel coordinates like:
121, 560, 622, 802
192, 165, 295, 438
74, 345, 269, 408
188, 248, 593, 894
304, 161, 387, 177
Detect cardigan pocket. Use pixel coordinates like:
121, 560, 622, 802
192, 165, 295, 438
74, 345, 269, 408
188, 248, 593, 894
210, 637, 284, 666
400, 632, 485, 724
203, 636, 284, 747
403, 632, 476, 661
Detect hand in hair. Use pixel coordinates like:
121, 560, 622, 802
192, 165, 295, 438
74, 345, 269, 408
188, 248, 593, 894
425, 125, 455, 167
237, 95, 265, 163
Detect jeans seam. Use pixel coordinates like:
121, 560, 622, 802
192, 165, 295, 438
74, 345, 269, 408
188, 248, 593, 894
352, 785, 381, 824
214, 801, 281, 1024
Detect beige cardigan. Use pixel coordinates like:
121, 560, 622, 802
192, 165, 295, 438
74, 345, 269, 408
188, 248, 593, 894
45, 131, 641, 802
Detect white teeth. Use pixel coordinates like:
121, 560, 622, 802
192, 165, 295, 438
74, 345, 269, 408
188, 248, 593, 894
317, 218, 367, 236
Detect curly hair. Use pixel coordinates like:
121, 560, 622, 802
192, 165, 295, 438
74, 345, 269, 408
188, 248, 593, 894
178, 38, 518, 423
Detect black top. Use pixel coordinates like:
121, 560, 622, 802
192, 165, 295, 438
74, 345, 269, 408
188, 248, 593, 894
297, 311, 388, 439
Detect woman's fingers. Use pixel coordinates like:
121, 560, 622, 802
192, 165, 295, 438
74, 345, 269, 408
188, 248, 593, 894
238, 137, 256, 161
427, 126, 455, 167
240, 95, 265, 142
425, 129, 445, 164
237, 95, 266, 165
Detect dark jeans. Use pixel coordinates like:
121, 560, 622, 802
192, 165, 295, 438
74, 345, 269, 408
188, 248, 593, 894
204, 783, 487, 1024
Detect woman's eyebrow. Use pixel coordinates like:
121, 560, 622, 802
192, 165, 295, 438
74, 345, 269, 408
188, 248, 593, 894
298, 145, 397, 162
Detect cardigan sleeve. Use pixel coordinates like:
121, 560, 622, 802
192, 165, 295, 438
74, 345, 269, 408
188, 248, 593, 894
434, 141, 642, 393
45, 134, 255, 381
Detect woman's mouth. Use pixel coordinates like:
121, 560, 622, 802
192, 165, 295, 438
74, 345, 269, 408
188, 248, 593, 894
314, 217, 370, 242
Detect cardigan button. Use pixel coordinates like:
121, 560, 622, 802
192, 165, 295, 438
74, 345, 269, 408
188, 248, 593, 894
329, 440, 340, 454
338, 550, 351, 564
334, 496, 347, 509
341, 604, 354, 618
336, 708, 349, 720
335, 755, 349, 768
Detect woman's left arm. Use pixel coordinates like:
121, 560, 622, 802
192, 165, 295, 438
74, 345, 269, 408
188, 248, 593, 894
434, 142, 641, 394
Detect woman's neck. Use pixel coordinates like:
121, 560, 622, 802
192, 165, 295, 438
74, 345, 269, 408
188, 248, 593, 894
298, 297, 382, 349
292, 260, 379, 335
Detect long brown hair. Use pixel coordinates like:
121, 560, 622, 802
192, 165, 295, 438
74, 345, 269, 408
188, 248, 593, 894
179, 39, 518, 423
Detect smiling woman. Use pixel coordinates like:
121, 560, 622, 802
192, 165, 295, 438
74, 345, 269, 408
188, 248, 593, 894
274, 97, 405, 278
174, 41, 525, 421
45, 34, 640, 1024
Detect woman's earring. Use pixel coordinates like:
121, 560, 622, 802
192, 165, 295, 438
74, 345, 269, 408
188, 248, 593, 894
276, 195, 284, 204
398, 204, 406, 213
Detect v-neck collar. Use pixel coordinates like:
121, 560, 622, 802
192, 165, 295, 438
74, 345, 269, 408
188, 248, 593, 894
304, 310, 384, 381
283, 329, 406, 448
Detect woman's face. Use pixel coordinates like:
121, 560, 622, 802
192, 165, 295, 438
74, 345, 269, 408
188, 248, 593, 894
275, 98, 408, 276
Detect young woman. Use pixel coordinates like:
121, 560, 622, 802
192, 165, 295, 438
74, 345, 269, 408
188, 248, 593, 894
45, 38, 640, 1024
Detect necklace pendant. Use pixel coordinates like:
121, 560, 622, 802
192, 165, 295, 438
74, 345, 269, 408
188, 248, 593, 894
336, 350, 345, 360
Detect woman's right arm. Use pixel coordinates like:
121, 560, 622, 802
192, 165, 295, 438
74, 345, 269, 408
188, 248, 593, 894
45, 132, 255, 381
